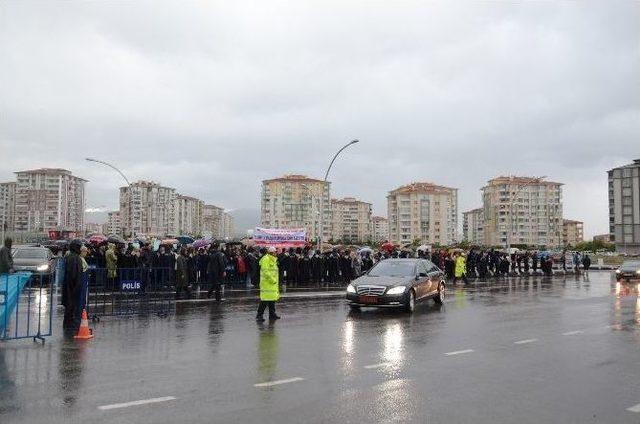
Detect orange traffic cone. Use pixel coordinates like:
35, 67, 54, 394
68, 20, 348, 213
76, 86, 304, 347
74, 309, 94, 340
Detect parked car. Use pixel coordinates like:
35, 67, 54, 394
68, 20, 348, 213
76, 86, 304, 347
346, 258, 446, 313
12, 246, 54, 274
615, 260, 640, 282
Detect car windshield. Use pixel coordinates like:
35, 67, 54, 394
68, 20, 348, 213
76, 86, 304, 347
13, 249, 48, 260
367, 261, 415, 277
620, 261, 640, 271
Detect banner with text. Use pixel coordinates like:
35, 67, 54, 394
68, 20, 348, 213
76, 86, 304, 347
253, 228, 307, 248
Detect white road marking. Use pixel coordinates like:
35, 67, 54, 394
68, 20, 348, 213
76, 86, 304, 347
364, 362, 392, 369
254, 377, 305, 387
562, 330, 584, 336
627, 403, 640, 413
98, 396, 177, 411
514, 339, 538, 345
444, 349, 474, 356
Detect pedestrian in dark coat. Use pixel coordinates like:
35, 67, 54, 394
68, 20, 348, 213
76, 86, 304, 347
62, 240, 84, 332
175, 249, 191, 299
207, 244, 227, 301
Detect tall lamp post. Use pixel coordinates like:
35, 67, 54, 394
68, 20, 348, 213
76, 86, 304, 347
506, 175, 546, 251
85, 158, 132, 237
318, 139, 360, 252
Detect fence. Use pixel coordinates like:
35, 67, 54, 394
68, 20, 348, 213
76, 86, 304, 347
85, 267, 175, 320
0, 271, 54, 343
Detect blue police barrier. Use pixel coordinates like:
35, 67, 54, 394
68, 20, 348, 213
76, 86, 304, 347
1, 271, 53, 343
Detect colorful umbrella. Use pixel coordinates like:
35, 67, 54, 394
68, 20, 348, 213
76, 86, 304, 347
192, 238, 212, 249
88, 234, 108, 245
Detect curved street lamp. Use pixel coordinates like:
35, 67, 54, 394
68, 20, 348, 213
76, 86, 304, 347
318, 139, 360, 251
85, 158, 132, 237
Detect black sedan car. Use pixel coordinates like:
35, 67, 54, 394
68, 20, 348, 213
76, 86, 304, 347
346, 258, 446, 313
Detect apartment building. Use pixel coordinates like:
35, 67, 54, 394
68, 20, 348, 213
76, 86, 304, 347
175, 195, 204, 236
371, 216, 389, 242
562, 219, 584, 247
462, 207, 484, 245
608, 159, 640, 254
330, 197, 372, 243
203, 204, 234, 239
119, 181, 177, 237
14, 168, 86, 233
387, 182, 458, 245
103, 211, 122, 236
261, 175, 331, 242
0, 182, 16, 233
481, 176, 563, 248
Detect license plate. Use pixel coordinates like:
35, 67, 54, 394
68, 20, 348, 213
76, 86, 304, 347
359, 296, 378, 304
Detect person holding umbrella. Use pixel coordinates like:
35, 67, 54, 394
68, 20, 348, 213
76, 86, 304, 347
256, 247, 281, 322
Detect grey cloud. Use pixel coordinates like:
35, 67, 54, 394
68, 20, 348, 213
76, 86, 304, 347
1, 0, 639, 237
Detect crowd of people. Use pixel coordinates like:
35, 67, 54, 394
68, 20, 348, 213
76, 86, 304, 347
63, 241, 595, 296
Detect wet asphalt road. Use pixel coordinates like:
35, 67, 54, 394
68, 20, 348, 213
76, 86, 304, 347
1, 272, 640, 424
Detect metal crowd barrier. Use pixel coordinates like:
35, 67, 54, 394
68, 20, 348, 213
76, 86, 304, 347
85, 267, 175, 320
0, 271, 54, 344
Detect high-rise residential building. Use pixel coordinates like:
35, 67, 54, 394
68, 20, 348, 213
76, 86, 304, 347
330, 197, 372, 243
371, 216, 389, 242
222, 211, 235, 239
481, 176, 563, 248
462, 207, 484, 245
562, 219, 584, 247
103, 211, 122, 236
119, 181, 176, 237
14, 168, 86, 233
387, 182, 458, 245
261, 175, 331, 242
174, 195, 204, 236
203, 205, 234, 239
0, 182, 16, 233
608, 159, 640, 254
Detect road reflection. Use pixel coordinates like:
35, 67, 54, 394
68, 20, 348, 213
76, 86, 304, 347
57, 340, 88, 409
256, 325, 279, 388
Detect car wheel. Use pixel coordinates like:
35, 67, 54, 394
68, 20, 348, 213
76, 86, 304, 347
404, 289, 416, 313
434, 282, 445, 305
349, 304, 361, 312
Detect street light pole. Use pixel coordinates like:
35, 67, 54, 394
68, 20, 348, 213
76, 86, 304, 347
506, 176, 546, 252
318, 139, 360, 252
85, 158, 132, 237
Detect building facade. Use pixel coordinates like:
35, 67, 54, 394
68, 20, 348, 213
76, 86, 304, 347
174, 195, 204, 236
14, 168, 86, 233
119, 181, 177, 237
371, 216, 389, 242
462, 207, 484, 245
103, 211, 122, 236
0, 182, 16, 234
482, 176, 563, 248
387, 182, 458, 245
330, 197, 372, 243
608, 159, 640, 254
261, 175, 331, 242
203, 205, 234, 239
593, 234, 611, 243
562, 219, 584, 247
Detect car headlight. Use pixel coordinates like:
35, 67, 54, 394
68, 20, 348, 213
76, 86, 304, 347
636, 270, 640, 275
615, 269, 621, 274
346, 284, 356, 293
386, 286, 406, 295
37, 264, 49, 272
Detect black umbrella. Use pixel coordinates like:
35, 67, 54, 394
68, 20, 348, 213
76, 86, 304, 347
107, 235, 126, 245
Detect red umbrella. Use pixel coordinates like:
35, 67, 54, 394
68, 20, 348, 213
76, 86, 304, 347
381, 242, 395, 253
88, 234, 107, 245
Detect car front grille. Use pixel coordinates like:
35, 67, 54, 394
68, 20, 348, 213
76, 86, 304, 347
356, 285, 387, 296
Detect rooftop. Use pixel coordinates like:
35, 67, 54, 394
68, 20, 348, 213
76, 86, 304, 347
331, 197, 372, 205
486, 176, 562, 186
388, 182, 457, 196
263, 174, 329, 184
15, 168, 88, 181
608, 159, 640, 172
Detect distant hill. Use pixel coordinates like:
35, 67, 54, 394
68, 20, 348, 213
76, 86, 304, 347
230, 208, 260, 237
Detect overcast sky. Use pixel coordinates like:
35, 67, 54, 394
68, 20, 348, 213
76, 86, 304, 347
1, 1, 638, 237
